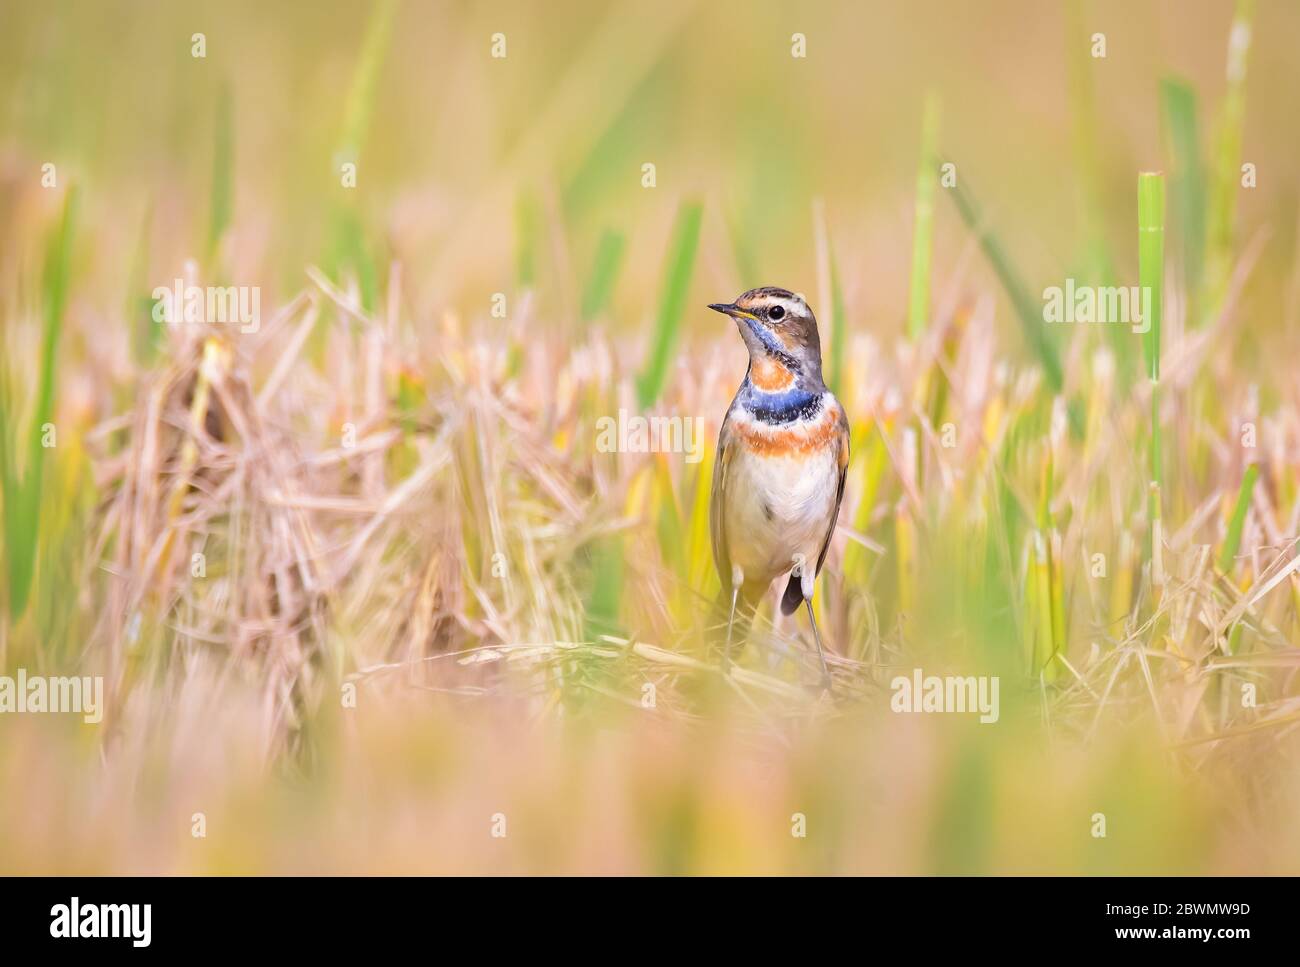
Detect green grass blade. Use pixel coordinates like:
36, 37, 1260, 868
332, 206, 378, 312
1206, 0, 1254, 310
1219, 462, 1258, 573
1066, 0, 1116, 287
336, 0, 398, 166
515, 192, 541, 289
948, 172, 1065, 394
1160, 78, 1205, 319
581, 228, 626, 321
322, 0, 397, 315
1139, 171, 1166, 567
583, 535, 625, 640
1138, 173, 1165, 385
636, 200, 702, 409
907, 92, 939, 342
1138, 171, 1170, 382
4, 186, 77, 621
128, 204, 158, 367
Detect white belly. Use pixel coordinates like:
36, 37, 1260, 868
724, 445, 839, 588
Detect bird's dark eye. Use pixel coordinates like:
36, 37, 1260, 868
768, 305, 785, 321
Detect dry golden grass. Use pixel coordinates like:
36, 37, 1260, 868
2, 241, 1292, 873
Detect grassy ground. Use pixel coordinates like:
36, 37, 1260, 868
2, 0, 1300, 874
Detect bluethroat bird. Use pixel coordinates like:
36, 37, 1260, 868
708, 287, 849, 691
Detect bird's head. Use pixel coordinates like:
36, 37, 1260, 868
708, 287, 823, 383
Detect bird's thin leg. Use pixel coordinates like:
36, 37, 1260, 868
804, 597, 832, 692
722, 585, 740, 676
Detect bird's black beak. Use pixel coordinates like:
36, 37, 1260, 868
710, 301, 763, 339
709, 302, 758, 321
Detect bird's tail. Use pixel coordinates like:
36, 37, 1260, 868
779, 572, 804, 616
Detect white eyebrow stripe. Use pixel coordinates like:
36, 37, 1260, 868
747, 295, 803, 312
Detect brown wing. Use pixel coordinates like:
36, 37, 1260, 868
709, 413, 737, 591
814, 404, 850, 578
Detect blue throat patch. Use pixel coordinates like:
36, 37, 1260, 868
741, 382, 823, 425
